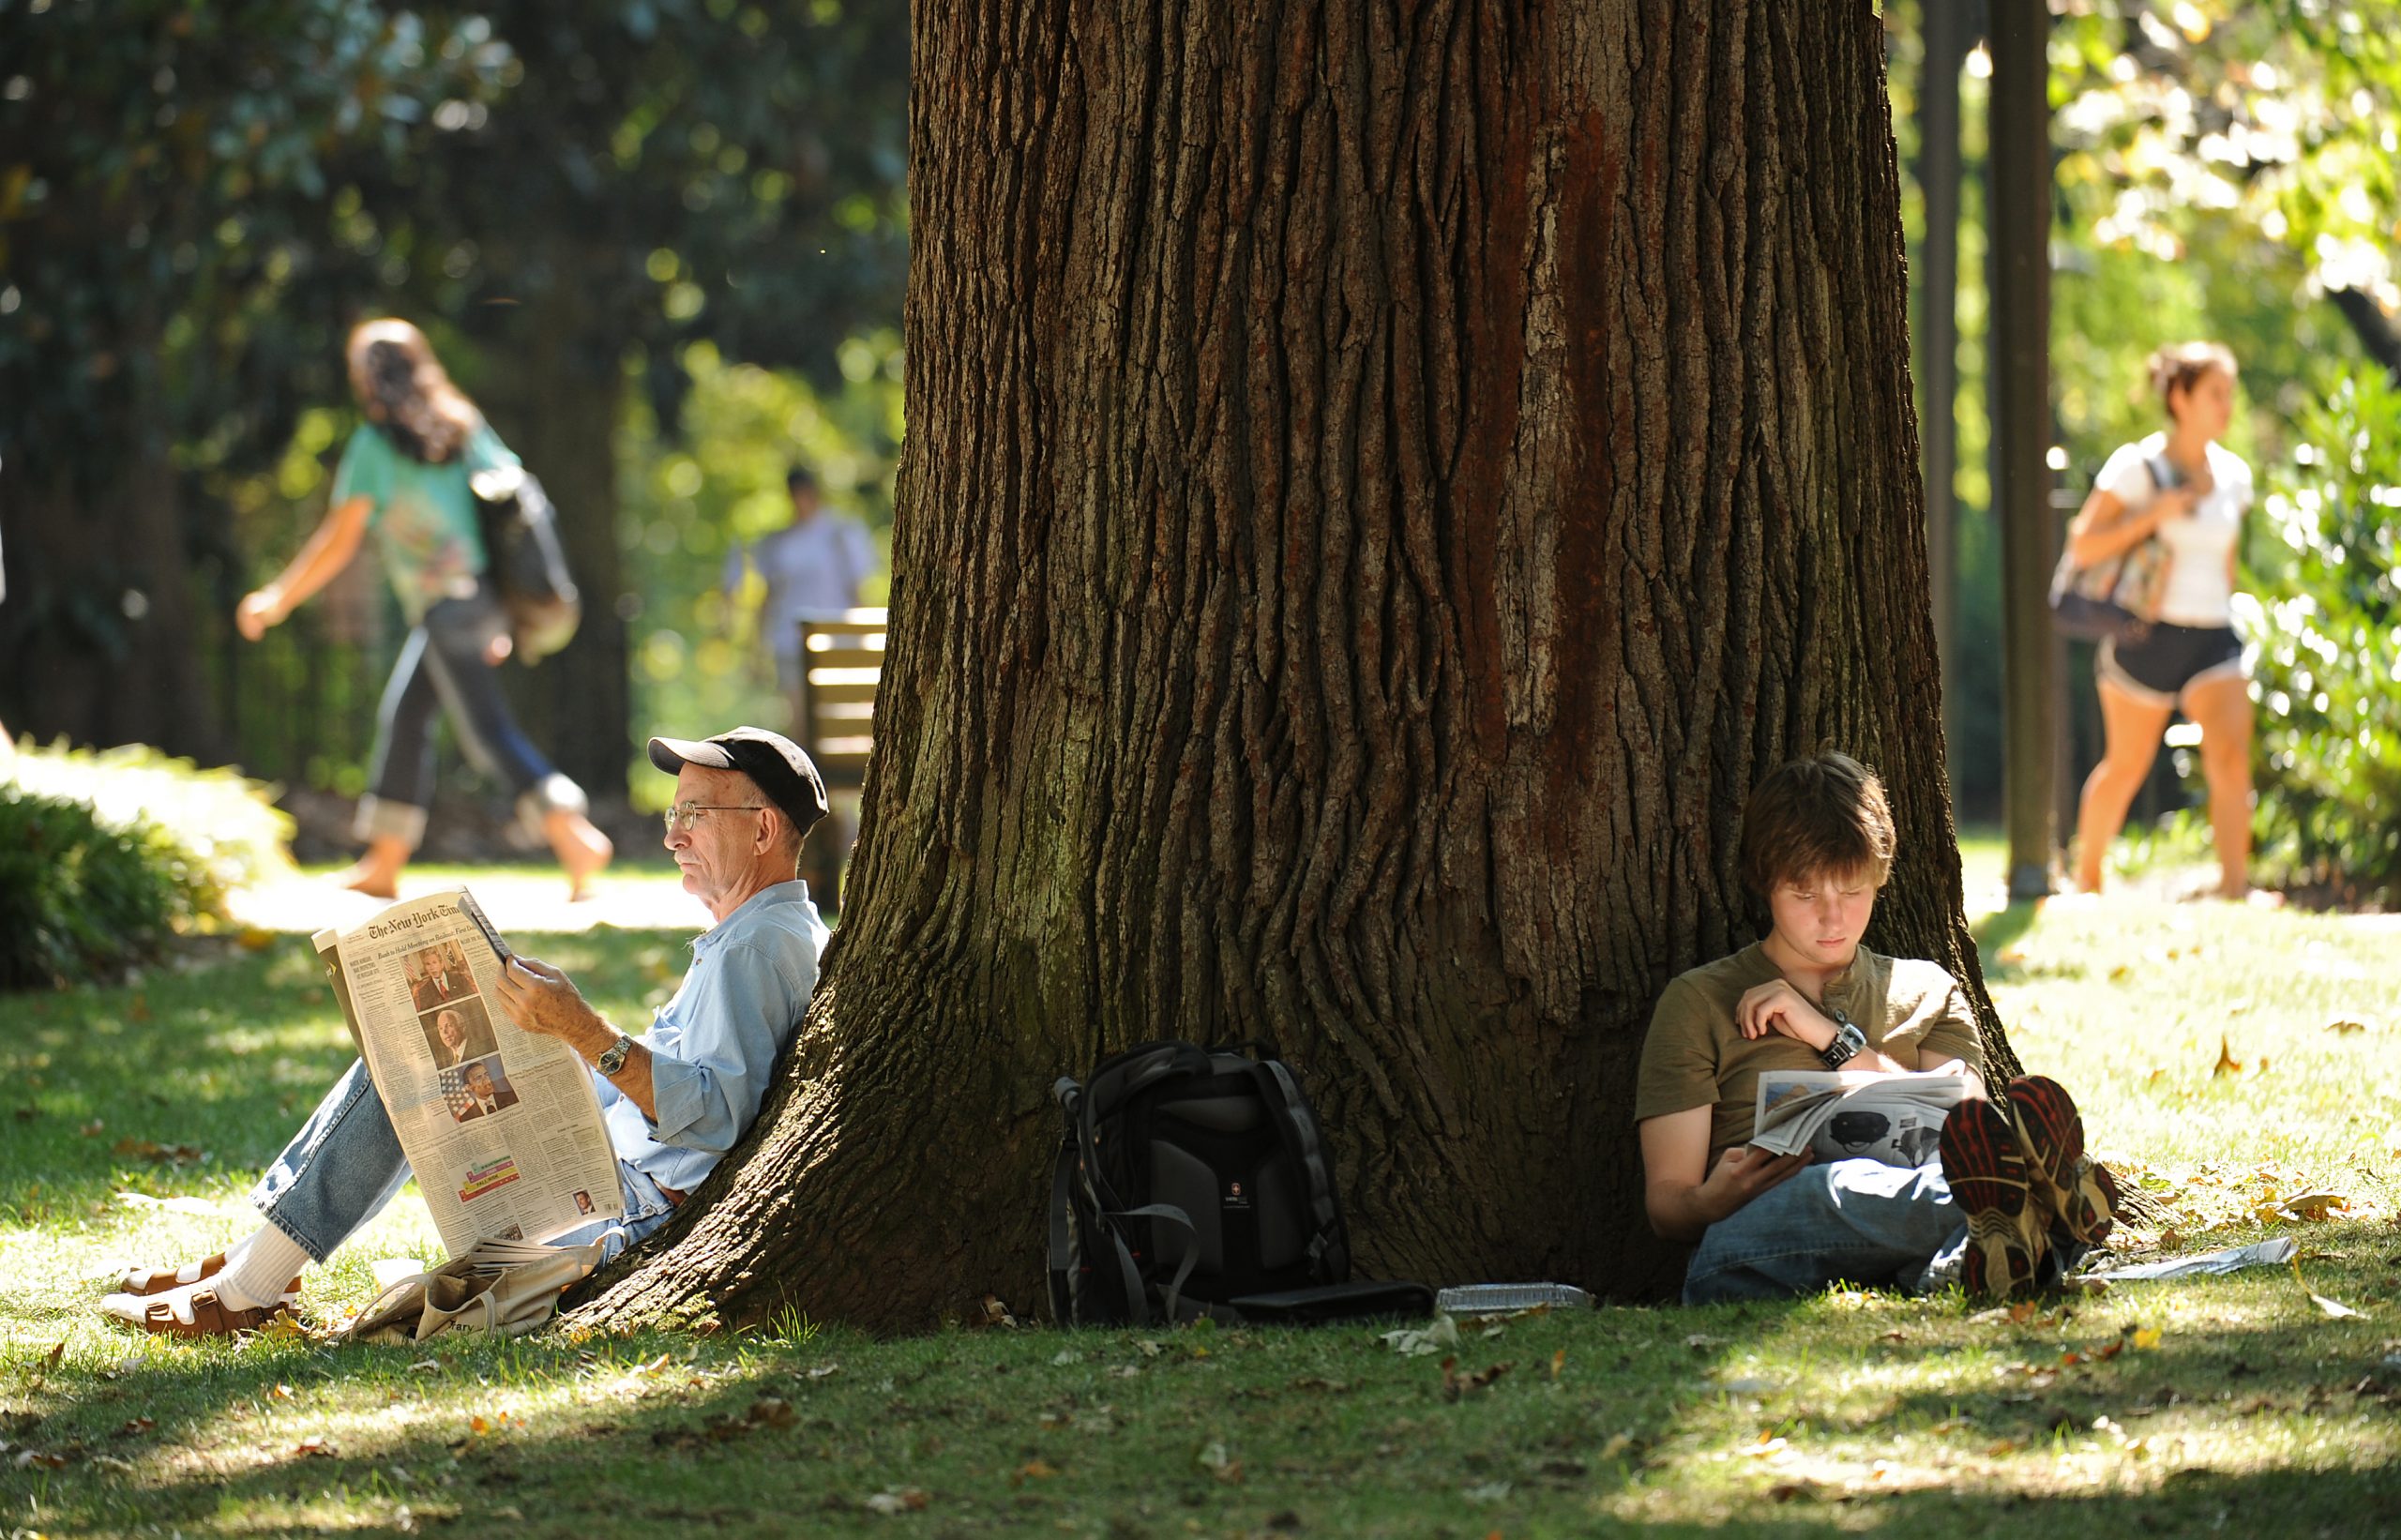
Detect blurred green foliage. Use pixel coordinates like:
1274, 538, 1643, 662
617, 336, 901, 805
1889, 0, 2398, 822
0, 0, 909, 797
2244, 364, 2401, 899
0, 739, 290, 989
0, 788, 202, 991
6, 739, 297, 903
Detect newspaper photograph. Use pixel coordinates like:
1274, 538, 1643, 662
312, 888, 622, 1255
1749, 1065, 1974, 1168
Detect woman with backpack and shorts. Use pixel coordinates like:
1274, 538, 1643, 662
235, 318, 612, 898
2065, 340, 2256, 899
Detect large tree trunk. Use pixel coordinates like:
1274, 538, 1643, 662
575, 0, 2011, 1336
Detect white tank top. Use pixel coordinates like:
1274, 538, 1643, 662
2093, 434, 2251, 628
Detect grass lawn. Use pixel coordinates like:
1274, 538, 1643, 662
3, 867, 2396, 1537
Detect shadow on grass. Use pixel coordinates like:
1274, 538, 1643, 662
13, 1297, 2397, 1537
1971, 899, 2053, 984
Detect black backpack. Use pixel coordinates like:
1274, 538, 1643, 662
470, 464, 581, 663
1048, 1042, 1351, 1325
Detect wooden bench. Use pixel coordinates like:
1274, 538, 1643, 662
788, 609, 887, 904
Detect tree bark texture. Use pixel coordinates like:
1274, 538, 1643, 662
576, 0, 2013, 1336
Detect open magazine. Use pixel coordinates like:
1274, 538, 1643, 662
1749, 1064, 1975, 1168
312, 889, 621, 1257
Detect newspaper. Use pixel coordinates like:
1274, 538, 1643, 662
311, 888, 622, 1256
1749, 1065, 1975, 1168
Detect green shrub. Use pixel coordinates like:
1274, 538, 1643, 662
0, 786, 210, 989
6, 739, 294, 907
2244, 364, 2401, 901
0, 741, 294, 989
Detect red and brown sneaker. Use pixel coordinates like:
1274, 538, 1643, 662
2005, 1076, 2119, 1246
1940, 1099, 2050, 1303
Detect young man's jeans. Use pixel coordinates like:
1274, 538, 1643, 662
1683, 1158, 1967, 1304
249, 1058, 678, 1265
1683, 1157, 2089, 1304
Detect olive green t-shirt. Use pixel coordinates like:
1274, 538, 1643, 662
1635, 943, 1986, 1165
331, 420, 514, 624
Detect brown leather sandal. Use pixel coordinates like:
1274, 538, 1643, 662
114, 1283, 301, 1337
116, 1253, 228, 1296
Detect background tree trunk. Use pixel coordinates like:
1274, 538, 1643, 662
2, 427, 222, 762
575, 0, 2013, 1336
481, 294, 634, 808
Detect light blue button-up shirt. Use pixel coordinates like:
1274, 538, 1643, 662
597, 880, 827, 1196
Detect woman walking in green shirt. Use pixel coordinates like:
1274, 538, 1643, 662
236, 318, 612, 898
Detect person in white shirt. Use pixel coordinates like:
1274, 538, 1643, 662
2065, 341, 2256, 899
722, 466, 877, 693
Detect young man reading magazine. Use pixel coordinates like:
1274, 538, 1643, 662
1636, 753, 2118, 1303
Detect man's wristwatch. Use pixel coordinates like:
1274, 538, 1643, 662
596, 1034, 635, 1076
1819, 1010, 1867, 1070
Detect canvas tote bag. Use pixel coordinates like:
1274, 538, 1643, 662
342, 1237, 607, 1344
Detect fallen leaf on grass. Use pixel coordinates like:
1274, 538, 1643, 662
113, 1418, 154, 1439
2312, 1294, 2365, 1320
14, 1448, 70, 1470
1462, 1481, 1513, 1503
111, 1138, 205, 1165
1550, 1349, 1566, 1381
2130, 1325, 2163, 1351
862, 1488, 930, 1515
2212, 1037, 2243, 1079
1440, 1356, 1513, 1401
1768, 1480, 1824, 1502
975, 1293, 1018, 1329
2279, 1192, 2352, 1222
807, 1363, 842, 1380
2325, 1019, 2368, 1035
1196, 1440, 1243, 1483
1738, 1433, 1789, 1457
80, 1121, 106, 1138
1381, 1317, 1459, 1357
1009, 1459, 1059, 1487
293, 1435, 336, 1458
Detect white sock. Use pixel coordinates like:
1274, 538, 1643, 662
214, 1224, 311, 1309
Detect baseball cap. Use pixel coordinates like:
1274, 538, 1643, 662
646, 726, 829, 837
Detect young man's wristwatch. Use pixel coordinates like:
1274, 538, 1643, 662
596, 1034, 635, 1076
1819, 1011, 1867, 1070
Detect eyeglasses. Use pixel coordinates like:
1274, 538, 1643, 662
662, 802, 766, 835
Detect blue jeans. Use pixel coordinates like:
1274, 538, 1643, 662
1683, 1158, 1971, 1304
356, 591, 584, 850
249, 1058, 678, 1264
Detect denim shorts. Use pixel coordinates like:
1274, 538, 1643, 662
2097, 622, 2242, 708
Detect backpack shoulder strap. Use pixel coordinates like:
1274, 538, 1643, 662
1249, 1058, 1350, 1281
